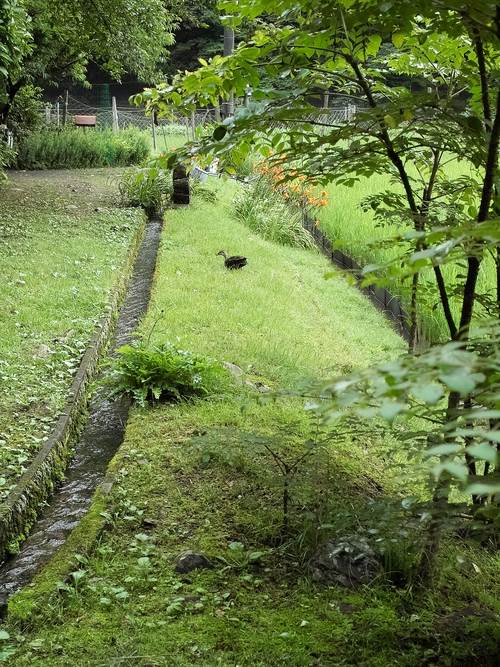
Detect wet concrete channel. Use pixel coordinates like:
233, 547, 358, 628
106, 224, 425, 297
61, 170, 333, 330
0, 214, 163, 601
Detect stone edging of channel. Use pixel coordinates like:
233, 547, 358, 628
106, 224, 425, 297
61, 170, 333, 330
5, 454, 124, 622
0, 215, 147, 564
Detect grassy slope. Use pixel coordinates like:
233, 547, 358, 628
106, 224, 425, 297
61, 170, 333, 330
0, 169, 144, 497
4, 181, 500, 667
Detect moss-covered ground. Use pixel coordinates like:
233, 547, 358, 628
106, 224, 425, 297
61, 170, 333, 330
2, 179, 500, 666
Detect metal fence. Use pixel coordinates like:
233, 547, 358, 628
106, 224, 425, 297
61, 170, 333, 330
42, 96, 356, 135
42, 96, 205, 134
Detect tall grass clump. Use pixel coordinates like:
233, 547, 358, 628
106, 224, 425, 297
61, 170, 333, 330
233, 155, 328, 249
119, 160, 173, 214
14, 127, 150, 169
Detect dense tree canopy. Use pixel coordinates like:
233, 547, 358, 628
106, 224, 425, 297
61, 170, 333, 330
0, 0, 177, 122
163, 0, 223, 76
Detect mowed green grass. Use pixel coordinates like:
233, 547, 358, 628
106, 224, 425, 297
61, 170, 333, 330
0, 169, 144, 497
6, 180, 500, 667
149, 179, 404, 386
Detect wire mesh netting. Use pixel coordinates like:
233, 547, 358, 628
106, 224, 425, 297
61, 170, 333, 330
42, 96, 356, 134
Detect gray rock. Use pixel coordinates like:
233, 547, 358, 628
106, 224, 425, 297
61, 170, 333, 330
0, 595, 7, 619
245, 380, 271, 393
37, 343, 53, 358
174, 551, 214, 574
223, 362, 244, 381
310, 535, 381, 588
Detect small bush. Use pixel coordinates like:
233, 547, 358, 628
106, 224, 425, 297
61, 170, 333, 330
8, 85, 44, 139
107, 342, 227, 406
119, 161, 173, 214
14, 127, 150, 169
0, 142, 15, 181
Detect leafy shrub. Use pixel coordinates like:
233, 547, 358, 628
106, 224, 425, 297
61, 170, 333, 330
0, 142, 15, 181
119, 161, 173, 214
107, 341, 227, 406
8, 85, 44, 139
14, 127, 150, 169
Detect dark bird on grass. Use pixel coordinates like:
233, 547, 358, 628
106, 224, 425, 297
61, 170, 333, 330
217, 250, 248, 270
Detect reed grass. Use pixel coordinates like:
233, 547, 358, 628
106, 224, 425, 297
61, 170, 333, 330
14, 127, 150, 170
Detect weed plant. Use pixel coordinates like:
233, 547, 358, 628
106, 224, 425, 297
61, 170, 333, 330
119, 160, 173, 214
107, 341, 227, 406
14, 127, 150, 170
233, 181, 316, 249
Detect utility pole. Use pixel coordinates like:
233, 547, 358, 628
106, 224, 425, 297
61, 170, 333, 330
62, 90, 69, 127
221, 25, 234, 119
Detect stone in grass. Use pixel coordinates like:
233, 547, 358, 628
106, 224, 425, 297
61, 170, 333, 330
310, 535, 381, 588
174, 551, 214, 574
222, 362, 244, 382
37, 343, 53, 359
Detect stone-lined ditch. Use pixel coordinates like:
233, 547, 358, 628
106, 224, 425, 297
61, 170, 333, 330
0, 213, 163, 607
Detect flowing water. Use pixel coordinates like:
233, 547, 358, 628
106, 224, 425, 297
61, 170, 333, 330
0, 214, 163, 602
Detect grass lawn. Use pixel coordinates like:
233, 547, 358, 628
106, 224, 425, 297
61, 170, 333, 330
4, 180, 500, 667
0, 168, 144, 499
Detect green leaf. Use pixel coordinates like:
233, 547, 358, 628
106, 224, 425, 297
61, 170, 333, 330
392, 33, 405, 48
466, 442, 498, 465
366, 34, 382, 56
213, 126, 228, 141
0, 631, 10, 640
432, 461, 468, 482
380, 400, 404, 421
384, 114, 396, 129
439, 372, 481, 394
228, 541, 244, 550
412, 384, 443, 404
466, 483, 500, 496
425, 444, 460, 457
465, 116, 483, 134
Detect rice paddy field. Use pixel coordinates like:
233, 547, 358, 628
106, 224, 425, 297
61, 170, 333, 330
315, 160, 493, 343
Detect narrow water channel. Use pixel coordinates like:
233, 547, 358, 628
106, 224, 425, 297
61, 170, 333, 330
0, 214, 163, 601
